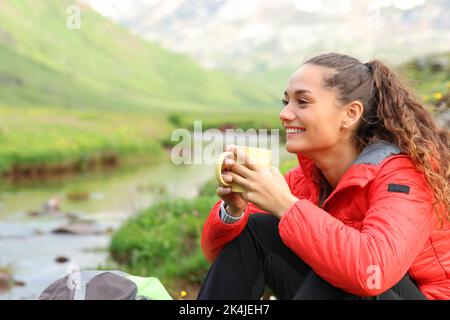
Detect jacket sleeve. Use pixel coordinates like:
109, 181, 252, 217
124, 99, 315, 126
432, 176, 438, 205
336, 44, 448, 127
201, 167, 298, 263
278, 166, 435, 297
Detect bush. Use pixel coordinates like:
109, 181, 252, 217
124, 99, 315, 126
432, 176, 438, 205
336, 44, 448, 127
280, 158, 298, 174
198, 178, 219, 197
109, 195, 218, 284
168, 113, 182, 127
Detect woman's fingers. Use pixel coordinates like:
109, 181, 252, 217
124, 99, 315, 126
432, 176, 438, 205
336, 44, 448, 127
227, 171, 251, 189
221, 172, 232, 183
219, 170, 251, 190
222, 146, 253, 178
216, 186, 231, 196
230, 159, 254, 178
226, 145, 258, 171
221, 158, 235, 171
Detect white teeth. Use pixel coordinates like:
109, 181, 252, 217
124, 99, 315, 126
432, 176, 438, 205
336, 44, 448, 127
286, 128, 305, 134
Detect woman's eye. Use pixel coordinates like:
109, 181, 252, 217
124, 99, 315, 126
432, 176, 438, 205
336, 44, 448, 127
281, 98, 308, 107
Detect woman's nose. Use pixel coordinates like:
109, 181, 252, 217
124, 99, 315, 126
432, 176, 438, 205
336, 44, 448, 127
279, 105, 296, 122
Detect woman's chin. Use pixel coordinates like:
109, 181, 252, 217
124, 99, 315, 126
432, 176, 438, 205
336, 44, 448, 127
285, 141, 304, 154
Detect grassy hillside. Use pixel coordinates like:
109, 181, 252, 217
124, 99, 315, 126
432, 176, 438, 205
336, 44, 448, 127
399, 51, 450, 113
0, 0, 277, 112
0, 0, 283, 175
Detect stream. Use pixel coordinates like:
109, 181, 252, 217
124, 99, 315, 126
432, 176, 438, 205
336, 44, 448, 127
0, 159, 216, 300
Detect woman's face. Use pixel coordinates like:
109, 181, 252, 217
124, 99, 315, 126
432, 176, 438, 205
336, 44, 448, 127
279, 63, 347, 155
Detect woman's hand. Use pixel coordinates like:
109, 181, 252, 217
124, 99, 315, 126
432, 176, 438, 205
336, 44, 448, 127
217, 157, 248, 217
224, 145, 299, 219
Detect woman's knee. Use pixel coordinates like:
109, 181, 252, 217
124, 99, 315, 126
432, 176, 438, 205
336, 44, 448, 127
247, 213, 280, 232
244, 213, 288, 252
228, 213, 280, 250
219, 214, 275, 260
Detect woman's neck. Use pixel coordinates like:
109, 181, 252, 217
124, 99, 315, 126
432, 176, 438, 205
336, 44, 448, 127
310, 142, 361, 189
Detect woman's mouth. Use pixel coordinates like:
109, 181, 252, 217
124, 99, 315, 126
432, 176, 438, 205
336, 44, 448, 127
285, 127, 306, 136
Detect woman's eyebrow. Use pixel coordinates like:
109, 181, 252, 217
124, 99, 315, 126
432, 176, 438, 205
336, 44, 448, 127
284, 89, 313, 97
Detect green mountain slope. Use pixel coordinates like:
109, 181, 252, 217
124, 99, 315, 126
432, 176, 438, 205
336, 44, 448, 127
0, 0, 277, 112
0, 0, 282, 176
400, 52, 450, 95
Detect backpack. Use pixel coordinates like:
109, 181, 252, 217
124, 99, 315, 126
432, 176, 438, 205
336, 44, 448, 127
39, 269, 173, 300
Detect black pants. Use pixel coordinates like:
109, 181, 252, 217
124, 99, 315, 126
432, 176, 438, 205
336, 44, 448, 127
197, 214, 427, 300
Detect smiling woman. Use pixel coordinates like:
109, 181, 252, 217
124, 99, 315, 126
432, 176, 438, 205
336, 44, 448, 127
198, 52, 450, 300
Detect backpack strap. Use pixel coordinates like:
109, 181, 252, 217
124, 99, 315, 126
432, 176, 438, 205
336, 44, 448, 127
73, 282, 87, 300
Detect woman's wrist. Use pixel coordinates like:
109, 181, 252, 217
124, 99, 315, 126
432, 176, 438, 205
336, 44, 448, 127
274, 195, 299, 219
224, 203, 246, 217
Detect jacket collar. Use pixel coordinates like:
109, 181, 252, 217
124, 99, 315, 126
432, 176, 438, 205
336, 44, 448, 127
296, 139, 403, 200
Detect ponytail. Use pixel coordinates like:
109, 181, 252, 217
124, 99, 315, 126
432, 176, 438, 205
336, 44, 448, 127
368, 59, 449, 227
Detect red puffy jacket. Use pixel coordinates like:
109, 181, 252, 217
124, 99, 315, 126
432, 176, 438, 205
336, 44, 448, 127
201, 141, 450, 299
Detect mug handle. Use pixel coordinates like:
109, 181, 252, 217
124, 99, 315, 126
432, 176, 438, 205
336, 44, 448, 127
215, 151, 234, 187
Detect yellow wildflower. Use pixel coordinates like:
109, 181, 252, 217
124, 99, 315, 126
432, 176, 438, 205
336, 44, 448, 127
180, 290, 187, 297
433, 92, 443, 100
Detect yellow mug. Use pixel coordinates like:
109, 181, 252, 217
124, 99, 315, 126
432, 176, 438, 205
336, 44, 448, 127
215, 146, 272, 193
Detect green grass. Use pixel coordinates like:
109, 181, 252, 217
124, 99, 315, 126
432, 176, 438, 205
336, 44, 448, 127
0, 106, 170, 173
399, 52, 450, 94
109, 194, 218, 288
279, 157, 298, 175
397, 51, 450, 113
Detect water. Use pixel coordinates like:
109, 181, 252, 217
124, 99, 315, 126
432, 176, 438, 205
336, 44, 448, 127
0, 160, 215, 300
0, 142, 294, 299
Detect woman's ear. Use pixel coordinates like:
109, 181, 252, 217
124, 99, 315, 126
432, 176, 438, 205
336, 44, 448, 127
342, 101, 364, 129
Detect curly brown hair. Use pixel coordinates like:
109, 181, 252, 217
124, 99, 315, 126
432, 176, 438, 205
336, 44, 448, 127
305, 53, 450, 228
